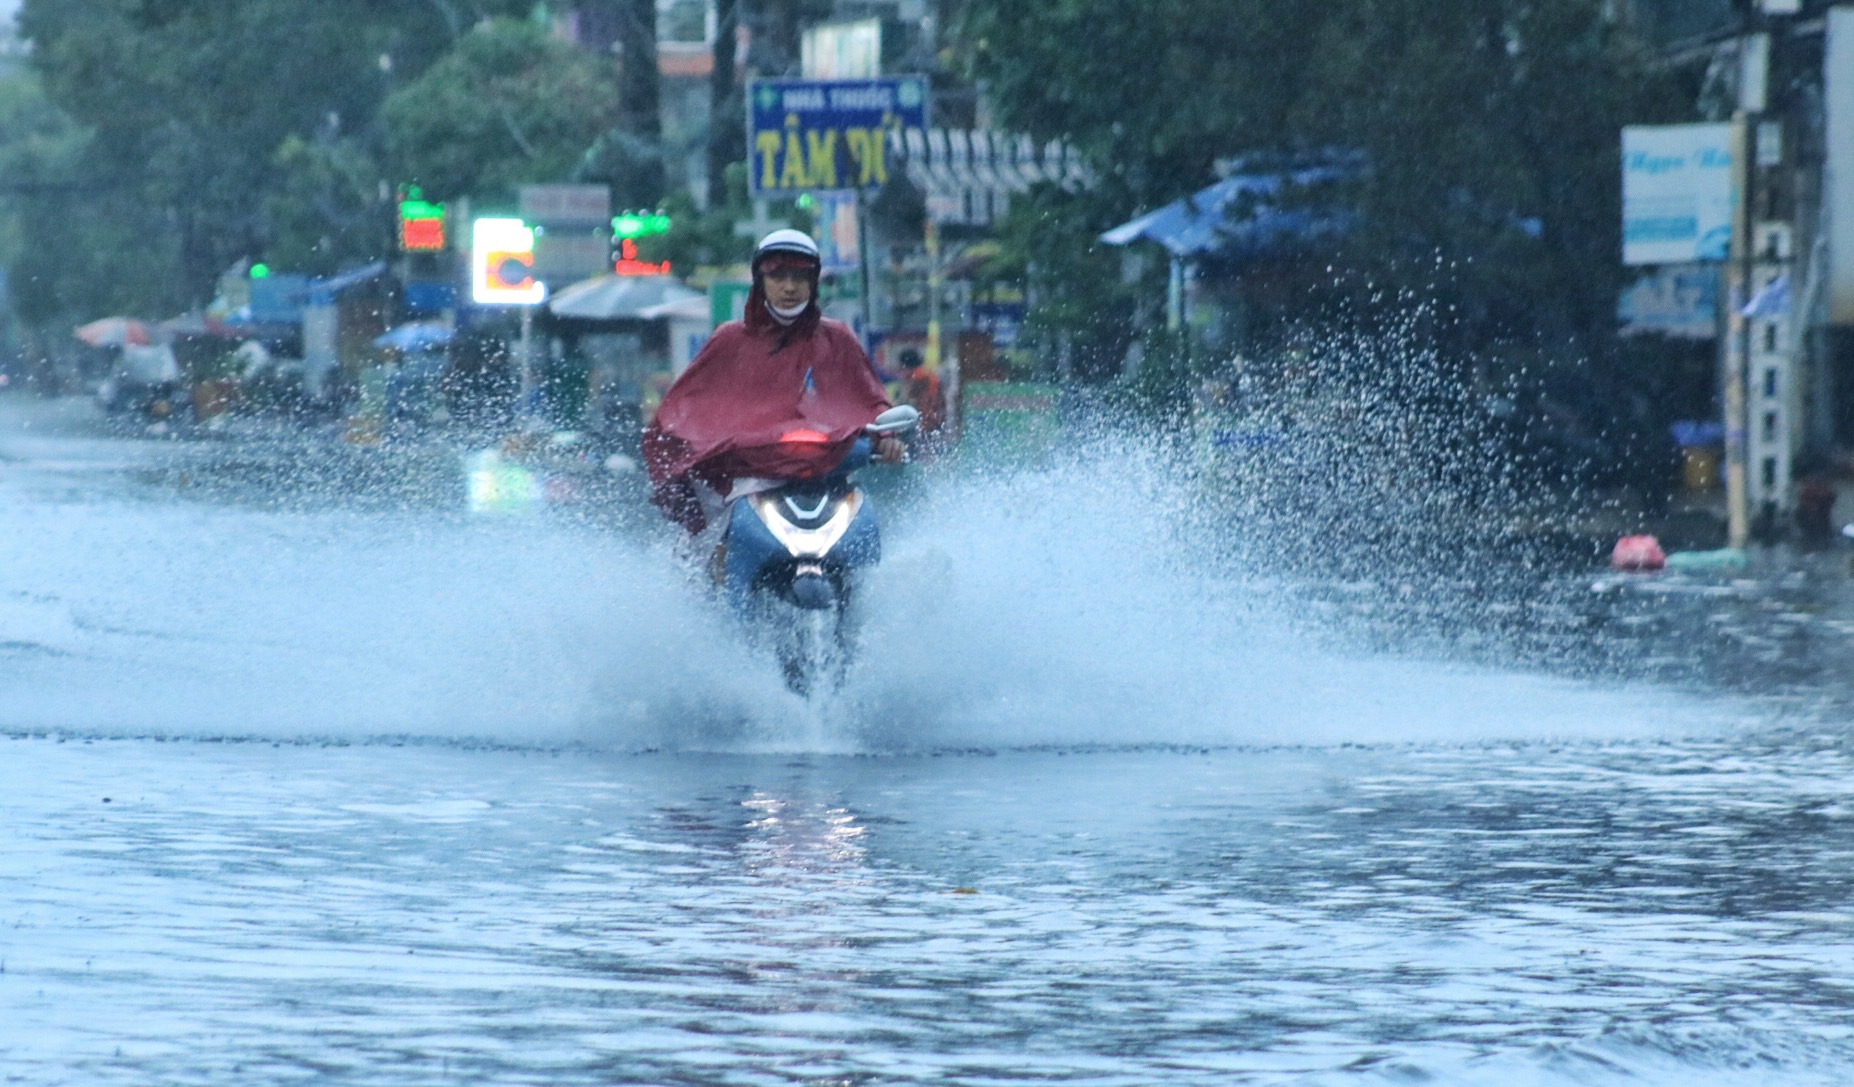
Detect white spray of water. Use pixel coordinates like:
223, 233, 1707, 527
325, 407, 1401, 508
831, 436, 1718, 753
0, 434, 1725, 751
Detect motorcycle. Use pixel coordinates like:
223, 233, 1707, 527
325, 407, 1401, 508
96, 343, 188, 428
718, 405, 919, 695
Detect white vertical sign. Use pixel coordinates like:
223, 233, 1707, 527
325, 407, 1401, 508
1826, 8, 1854, 324
814, 191, 860, 273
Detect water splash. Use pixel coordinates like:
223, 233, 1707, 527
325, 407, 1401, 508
830, 430, 1717, 754
0, 386, 1725, 752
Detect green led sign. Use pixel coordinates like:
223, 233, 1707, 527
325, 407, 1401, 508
612, 211, 671, 240
250, 263, 271, 279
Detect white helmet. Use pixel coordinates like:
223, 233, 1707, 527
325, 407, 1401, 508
753, 228, 821, 272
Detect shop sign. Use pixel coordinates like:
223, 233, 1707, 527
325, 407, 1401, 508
747, 78, 928, 195
1622, 124, 1733, 265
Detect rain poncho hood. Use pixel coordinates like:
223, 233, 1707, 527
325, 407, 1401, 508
643, 296, 889, 533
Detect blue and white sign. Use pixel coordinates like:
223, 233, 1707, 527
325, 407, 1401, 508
1618, 264, 1718, 339
748, 78, 929, 195
1623, 124, 1733, 266
969, 301, 1027, 347
814, 191, 861, 273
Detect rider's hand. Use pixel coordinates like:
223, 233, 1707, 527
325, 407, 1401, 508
874, 435, 907, 463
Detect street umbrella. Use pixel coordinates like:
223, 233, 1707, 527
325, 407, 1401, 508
547, 274, 701, 322
74, 316, 154, 347
372, 321, 454, 352
638, 295, 712, 322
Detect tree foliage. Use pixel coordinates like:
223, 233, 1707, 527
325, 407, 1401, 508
17, 0, 462, 305
0, 70, 170, 328
1287, 0, 1688, 342
961, 0, 1314, 209
7, 0, 542, 323
981, 183, 1147, 383
958, 0, 1693, 366
380, 18, 622, 204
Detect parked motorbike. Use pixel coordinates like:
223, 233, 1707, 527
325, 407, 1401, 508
96, 343, 187, 426
719, 405, 919, 695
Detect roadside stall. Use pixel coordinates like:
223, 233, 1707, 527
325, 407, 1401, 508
541, 273, 703, 442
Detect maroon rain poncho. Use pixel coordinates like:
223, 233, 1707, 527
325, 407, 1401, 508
643, 286, 890, 533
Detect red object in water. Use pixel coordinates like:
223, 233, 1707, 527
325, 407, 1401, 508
1610, 534, 1667, 572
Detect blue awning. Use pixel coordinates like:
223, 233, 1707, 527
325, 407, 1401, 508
300, 261, 389, 304
231, 273, 311, 325
1100, 165, 1356, 260
221, 262, 393, 326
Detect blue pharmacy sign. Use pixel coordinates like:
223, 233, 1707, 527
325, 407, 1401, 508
747, 78, 928, 195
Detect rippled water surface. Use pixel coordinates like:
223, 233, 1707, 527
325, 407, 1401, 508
4, 393, 1854, 1085
8, 734, 1854, 1086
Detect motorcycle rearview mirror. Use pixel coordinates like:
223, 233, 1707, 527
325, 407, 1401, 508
867, 405, 920, 435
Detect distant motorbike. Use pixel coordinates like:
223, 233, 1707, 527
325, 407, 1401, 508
96, 343, 187, 425
719, 405, 918, 695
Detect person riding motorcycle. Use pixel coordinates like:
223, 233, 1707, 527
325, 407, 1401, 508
642, 229, 903, 539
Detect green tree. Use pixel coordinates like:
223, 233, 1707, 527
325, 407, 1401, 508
957, 0, 1693, 377
953, 0, 1334, 390
19, 0, 463, 301
10, 0, 544, 318
1287, 0, 1688, 344
379, 17, 622, 203
0, 69, 170, 331
264, 136, 393, 275
960, 0, 1316, 212
982, 183, 1148, 384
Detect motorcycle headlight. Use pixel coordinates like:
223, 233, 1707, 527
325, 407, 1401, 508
752, 490, 861, 558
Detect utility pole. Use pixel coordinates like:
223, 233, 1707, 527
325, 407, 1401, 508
1729, 8, 1803, 548
707, 0, 743, 210
1725, 106, 1753, 549
614, 0, 664, 205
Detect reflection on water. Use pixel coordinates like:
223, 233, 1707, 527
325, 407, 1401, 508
4, 737, 1853, 1086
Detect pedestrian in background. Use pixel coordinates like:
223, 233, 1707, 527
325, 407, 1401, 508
897, 349, 945, 439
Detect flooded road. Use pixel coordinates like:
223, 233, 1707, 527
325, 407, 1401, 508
4, 391, 1853, 1085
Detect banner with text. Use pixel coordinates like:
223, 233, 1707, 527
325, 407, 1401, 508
748, 78, 928, 195
1622, 124, 1733, 266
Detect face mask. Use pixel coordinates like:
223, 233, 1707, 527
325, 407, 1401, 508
766, 299, 808, 324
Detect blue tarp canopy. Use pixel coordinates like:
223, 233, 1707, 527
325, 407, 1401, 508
373, 320, 454, 352
233, 274, 310, 325
1100, 165, 1356, 261
301, 261, 389, 304
225, 262, 391, 326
